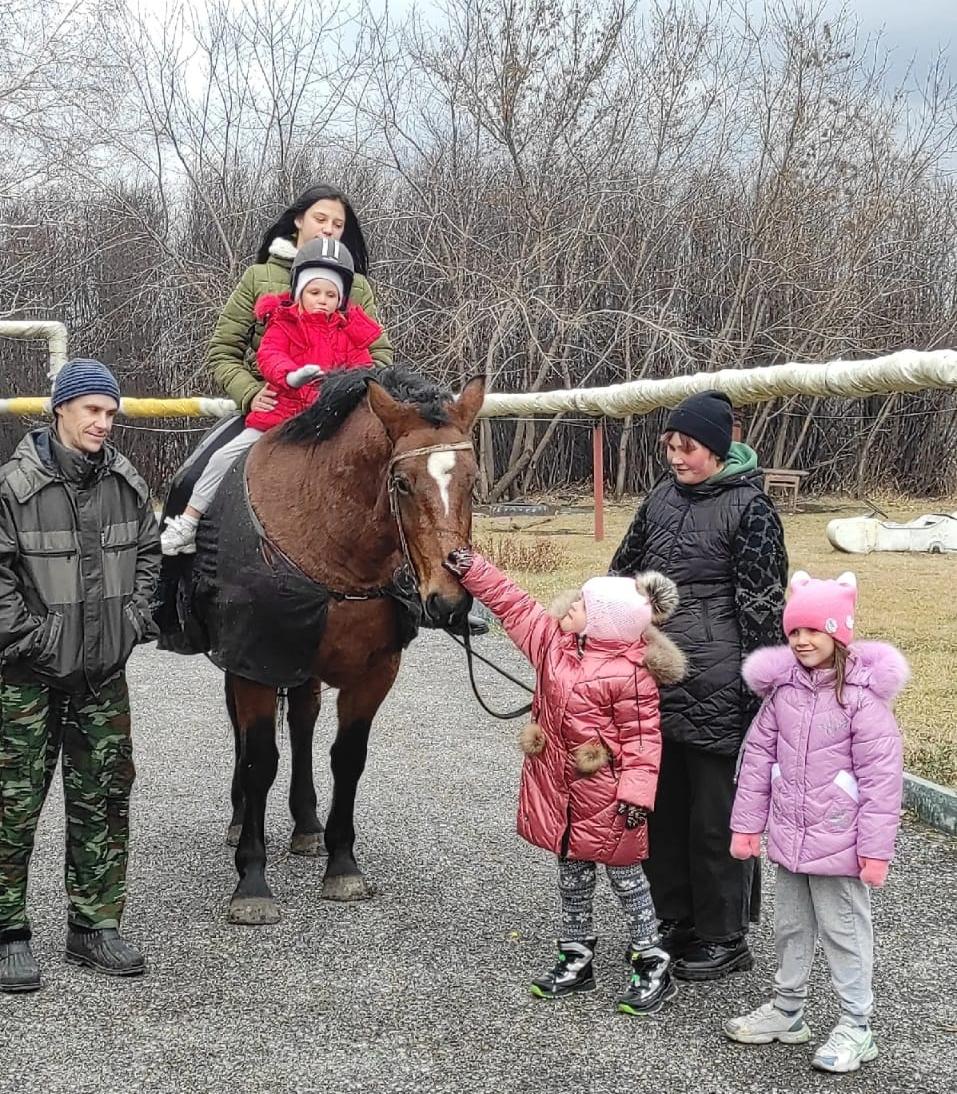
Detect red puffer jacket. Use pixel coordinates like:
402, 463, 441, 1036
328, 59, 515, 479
245, 293, 383, 431
460, 555, 685, 866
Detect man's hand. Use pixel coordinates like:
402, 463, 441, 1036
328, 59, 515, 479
617, 802, 648, 829
286, 365, 325, 389
443, 547, 476, 577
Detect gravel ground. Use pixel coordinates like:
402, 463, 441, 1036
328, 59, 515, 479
1, 632, 954, 1094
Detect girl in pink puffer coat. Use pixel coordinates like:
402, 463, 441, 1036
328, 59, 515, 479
724, 571, 909, 1075
445, 548, 686, 1017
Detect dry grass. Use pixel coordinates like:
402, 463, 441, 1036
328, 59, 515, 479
474, 494, 957, 788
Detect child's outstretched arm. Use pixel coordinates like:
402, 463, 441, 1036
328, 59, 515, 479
447, 550, 559, 664
729, 700, 779, 837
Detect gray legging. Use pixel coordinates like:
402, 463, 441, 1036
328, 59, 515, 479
557, 857, 659, 948
188, 426, 264, 514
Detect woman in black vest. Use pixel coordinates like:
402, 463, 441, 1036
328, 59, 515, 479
610, 391, 788, 981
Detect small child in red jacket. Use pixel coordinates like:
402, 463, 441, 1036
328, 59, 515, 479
445, 548, 687, 1015
161, 237, 382, 555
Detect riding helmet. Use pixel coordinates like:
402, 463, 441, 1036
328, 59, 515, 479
290, 237, 356, 309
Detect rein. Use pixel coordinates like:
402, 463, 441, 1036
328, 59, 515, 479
447, 628, 534, 720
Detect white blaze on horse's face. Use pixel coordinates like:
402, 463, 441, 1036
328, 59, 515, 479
427, 450, 457, 517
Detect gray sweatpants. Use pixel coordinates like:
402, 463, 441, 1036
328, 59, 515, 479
773, 866, 873, 1023
557, 858, 659, 948
188, 426, 264, 513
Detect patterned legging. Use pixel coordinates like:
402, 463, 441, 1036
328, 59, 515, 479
558, 858, 659, 947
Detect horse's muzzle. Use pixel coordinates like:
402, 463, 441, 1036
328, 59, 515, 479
423, 591, 471, 632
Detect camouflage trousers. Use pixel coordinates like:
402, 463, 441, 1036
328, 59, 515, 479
0, 672, 135, 936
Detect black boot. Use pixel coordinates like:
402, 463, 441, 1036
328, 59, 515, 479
657, 918, 697, 959
65, 926, 146, 978
530, 938, 597, 999
673, 936, 753, 982
467, 611, 489, 636
0, 936, 42, 993
617, 946, 677, 1016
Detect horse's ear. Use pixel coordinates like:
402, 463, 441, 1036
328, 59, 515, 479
367, 380, 419, 443
450, 375, 486, 433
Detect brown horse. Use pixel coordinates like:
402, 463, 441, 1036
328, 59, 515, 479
218, 367, 483, 925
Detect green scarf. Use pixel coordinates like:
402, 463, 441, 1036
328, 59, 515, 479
709, 441, 758, 482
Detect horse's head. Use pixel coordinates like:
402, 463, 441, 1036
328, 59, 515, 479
367, 375, 485, 631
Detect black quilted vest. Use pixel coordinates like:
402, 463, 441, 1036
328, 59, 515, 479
641, 470, 765, 755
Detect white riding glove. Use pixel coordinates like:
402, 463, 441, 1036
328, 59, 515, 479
286, 364, 325, 389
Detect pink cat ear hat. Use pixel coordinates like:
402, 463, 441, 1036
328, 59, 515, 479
782, 570, 858, 646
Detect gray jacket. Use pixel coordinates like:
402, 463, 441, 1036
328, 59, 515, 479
0, 428, 160, 693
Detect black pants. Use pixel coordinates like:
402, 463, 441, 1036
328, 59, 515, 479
645, 739, 758, 943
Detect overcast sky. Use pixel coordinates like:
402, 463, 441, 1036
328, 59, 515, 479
823, 0, 955, 82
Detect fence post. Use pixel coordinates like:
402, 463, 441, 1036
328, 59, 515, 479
593, 418, 604, 542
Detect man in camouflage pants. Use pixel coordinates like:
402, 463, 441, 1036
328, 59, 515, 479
0, 359, 160, 992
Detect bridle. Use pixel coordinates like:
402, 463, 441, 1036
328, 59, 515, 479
386, 440, 475, 587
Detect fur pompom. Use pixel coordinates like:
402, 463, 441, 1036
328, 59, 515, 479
573, 741, 611, 774
519, 722, 546, 755
548, 588, 581, 620
643, 625, 687, 684
635, 571, 680, 623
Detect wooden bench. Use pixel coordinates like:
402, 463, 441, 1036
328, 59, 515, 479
763, 469, 808, 513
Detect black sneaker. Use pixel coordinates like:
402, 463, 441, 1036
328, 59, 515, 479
0, 939, 42, 993
617, 947, 677, 1016
658, 918, 697, 959
673, 937, 753, 982
530, 938, 597, 999
65, 927, 146, 978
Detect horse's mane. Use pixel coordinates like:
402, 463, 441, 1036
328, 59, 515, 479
276, 366, 453, 445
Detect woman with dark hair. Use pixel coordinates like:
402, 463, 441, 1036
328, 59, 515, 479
609, 390, 788, 983
208, 184, 393, 415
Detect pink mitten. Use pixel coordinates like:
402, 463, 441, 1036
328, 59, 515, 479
858, 857, 889, 887
730, 832, 762, 860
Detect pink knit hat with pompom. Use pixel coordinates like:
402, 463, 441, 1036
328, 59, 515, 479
782, 570, 857, 646
581, 577, 653, 644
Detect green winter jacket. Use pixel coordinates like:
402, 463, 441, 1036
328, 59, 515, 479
0, 428, 161, 694
207, 237, 394, 412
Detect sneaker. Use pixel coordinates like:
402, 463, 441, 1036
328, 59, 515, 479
161, 514, 198, 556
529, 938, 597, 999
673, 936, 753, 981
812, 1021, 878, 1073
724, 1002, 812, 1045
65, 926, 146, 978
617, 947, 677, 1016
0, 939, 42, 993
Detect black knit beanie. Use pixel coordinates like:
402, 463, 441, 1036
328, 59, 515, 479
664, 390, 733, 459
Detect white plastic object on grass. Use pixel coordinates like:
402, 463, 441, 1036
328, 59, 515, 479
827, 512, 957, 554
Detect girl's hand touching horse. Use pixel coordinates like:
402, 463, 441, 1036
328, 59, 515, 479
444, 547, 476, 577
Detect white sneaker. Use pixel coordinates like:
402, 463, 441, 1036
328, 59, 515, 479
812, 1021, 878, 1073
161, 514, 198, 556
724, 1001, 812, 1045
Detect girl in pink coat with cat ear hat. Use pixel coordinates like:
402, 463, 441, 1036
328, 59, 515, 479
724, 570, 909, 1075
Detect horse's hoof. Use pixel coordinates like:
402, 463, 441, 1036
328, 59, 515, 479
228, 896, 280, 925
226, 824, 242, 847
321, 874, 376, 902
289, 832, 325, 857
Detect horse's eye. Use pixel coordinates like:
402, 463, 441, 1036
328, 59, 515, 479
394, 476, 412, 496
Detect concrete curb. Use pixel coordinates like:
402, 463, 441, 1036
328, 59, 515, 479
903, 771, 957, 836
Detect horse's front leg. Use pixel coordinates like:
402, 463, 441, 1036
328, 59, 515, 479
322, 655, 399, 902
288, 679, 324, 857
227, 675, 281, 925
